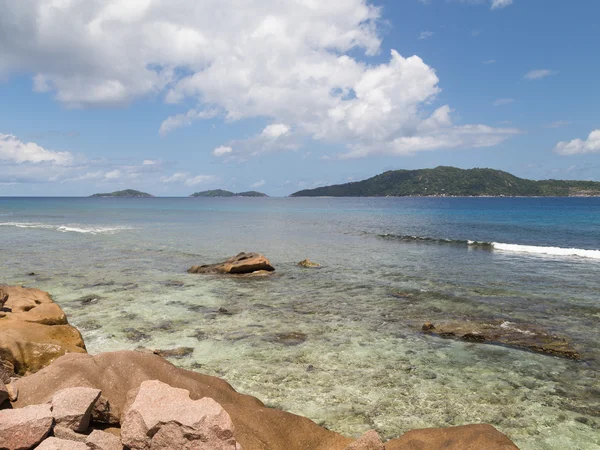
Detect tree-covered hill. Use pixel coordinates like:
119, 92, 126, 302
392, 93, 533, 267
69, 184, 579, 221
291, 167, 600, 197
90, 189, 153, 198
190, 190, 268, 197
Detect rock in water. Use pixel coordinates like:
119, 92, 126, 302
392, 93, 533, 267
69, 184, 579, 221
52, 386, 102, 432
422, 320, 580, 359
298, 259, 321, 268
344, 430, 385, 450
0, 403, 54, 450
121, 379, 241, 450
188, 252, 274, 275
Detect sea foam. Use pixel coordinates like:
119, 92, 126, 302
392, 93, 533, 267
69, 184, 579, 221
491, 242, 600, 259
0, 222, 133, 235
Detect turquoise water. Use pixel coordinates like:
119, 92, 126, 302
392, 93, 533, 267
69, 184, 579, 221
1, 197, 599, 449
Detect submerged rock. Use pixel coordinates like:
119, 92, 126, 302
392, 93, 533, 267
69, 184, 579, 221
188, 252, 275, 275
422, 320, 580, 359
154, 347, 195, 359
266, 332, 308, 346
298, 259, 321, 268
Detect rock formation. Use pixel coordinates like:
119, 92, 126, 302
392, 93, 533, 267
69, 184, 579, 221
422, 320, 580, 359
297, 259, 321, 268
188, 252, 275, 275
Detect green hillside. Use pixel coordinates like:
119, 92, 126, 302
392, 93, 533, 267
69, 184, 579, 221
190, 189, 268, 197
291, 166, 600, 197
90, 189, 153, 198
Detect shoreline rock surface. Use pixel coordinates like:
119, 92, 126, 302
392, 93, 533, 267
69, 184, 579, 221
188, 252, 275, 275
1, 285, 520, 450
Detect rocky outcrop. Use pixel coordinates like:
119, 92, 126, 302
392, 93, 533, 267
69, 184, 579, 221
0, 403, 54, 450
422, 320, 580, 359
188, 252, 274, 275
121, 380, 241, 449
297, 259, 321, 268
0, 285, 87, 376
12, 350, 520, 450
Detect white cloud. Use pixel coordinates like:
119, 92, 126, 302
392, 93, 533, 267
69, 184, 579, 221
543, 121, 570, 129
250, 180, 266, 188
0, 134, 73, 165
554, 129, 600, 156
493, 98, 515, 106
212, 146, 233, 157
491, 0, 513, 9
261, 124, 290, 139
104, 169, 122, 180
161, 172, 217, 186
0, 1, 516, 158
525, 69, 556, 80
418, 31, 434, 40
142, 159, 159, 165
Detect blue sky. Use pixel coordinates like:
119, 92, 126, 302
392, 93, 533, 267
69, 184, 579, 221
0, 0, 598, 196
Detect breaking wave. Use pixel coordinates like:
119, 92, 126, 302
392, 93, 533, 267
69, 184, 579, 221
377, 233, 600, 259
0, 222, 133, 235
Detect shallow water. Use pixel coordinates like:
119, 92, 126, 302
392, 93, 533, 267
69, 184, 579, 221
0, 197, 599, 449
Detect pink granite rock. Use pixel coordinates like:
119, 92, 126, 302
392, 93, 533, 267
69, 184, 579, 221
86, 430, 123, 450
344, 430, 385, 450
120, 379, 240, 450
53, 425, 87, 442
0, 403, 53, 450
52, 386, 101, 432
36, 437, 89, 449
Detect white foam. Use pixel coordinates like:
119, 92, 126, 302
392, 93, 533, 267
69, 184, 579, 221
492, 242, 600, 259
0, 222, 133, 235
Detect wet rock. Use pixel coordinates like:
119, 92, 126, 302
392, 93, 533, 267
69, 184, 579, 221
188, 252, 274, 275
267, 332, 308, 346
218, 307, 234, 316
77, 295, 102, 306
123, 328, 150, 342
343, 430, 384, 450
52, 386, 102, 432
0, 403, 54, 450
27, 272, 36, 276
86, 430, 123, 450
190, 330, 207, 340
297, 259, 321, 268
422, 320, 580, 359
120, 379, 241, 450
92, 395, 120, 426
154, 347, 194, 359
36, 437, 89, 449
162, 280, 185, 287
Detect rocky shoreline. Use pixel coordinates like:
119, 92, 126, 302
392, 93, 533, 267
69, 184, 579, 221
0, 278, 521, 449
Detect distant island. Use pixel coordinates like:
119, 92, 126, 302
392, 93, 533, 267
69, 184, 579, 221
291, 166, 600, 197
190, 190, 268, 197
90, 189, 154, 198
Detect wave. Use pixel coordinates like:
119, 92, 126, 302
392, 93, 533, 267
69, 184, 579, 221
377, 233, 600, 259
491, 243, 600, 259
0, 222, 133, 235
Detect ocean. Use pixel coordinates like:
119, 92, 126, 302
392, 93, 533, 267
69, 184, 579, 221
1, 197, 599, 450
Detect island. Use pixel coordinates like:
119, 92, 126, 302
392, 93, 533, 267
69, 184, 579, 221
290, 166, 600, 197
190, 189, 268, 197
90, 189, 154, 198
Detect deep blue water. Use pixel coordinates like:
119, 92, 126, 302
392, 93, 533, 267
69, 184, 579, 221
1, 197, 599, 450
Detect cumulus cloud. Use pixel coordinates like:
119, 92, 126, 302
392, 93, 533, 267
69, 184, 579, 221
554, 129, 600, 156
525, 69, 556, 80
160, 172, 217, 186
212, 146, 233, 157
0, 134, 73, 165
0, 0, 516, 158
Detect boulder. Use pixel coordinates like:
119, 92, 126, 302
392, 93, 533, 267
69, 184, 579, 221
52, 387, 101, 432
86, 430, 123, 450
343, 430, 384, 450
121, 380, 241, 449
384, 424, 519, 450
0, 403, 54, 450
422, 320, 580, 359
52, 426, 87, 442
188, 252, 274, 275
36, 437, 89, 450
0, 286, 86, 376
297, 259, 321, 268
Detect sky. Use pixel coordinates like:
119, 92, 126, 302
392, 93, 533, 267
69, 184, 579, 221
0, 0, 599, 197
